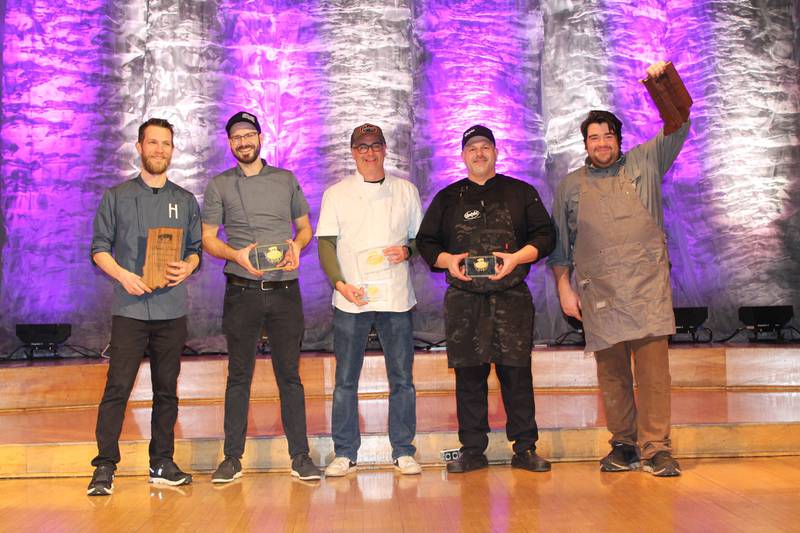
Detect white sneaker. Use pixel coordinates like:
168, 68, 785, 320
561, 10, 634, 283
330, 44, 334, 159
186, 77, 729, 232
394, 456, 422, 475
324, 457, 357, 477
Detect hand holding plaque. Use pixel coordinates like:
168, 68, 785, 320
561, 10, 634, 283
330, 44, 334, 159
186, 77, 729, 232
464, 255, 498, 277
142, 227, 184, 290
358, 280, 389, 303
251, 243, 291, 271
357, 246, 391, 276
642, 61, 692, 135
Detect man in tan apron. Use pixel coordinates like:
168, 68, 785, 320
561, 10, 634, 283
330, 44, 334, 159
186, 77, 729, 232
549, 61, 691, 477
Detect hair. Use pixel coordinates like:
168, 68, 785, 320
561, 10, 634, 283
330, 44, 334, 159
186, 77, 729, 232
138, 118, 175, 144
580, 110, 623, 147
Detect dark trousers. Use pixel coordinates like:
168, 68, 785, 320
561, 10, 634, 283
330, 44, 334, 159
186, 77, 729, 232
92, 315, 187, 468
222, 281, 309, 459
455, 362, 539, 456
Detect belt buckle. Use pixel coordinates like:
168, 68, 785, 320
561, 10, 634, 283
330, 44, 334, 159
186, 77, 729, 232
260, 280, 273, 291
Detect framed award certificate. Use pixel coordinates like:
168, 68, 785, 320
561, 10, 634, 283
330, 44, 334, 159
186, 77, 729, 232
252, 243, 291, 271
464, 255, 497, 277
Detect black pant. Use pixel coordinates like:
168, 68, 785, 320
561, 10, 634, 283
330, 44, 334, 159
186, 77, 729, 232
222, 281, 309, 459
454, 362, 539, 456
92, 315, 187, 468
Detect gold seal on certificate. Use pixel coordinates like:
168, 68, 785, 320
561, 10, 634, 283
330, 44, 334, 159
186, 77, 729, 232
359, 281, 389, 303
142, 227, 184, 290
252, 243, 290, 271
357, 246, 390, 275
464, 255, 497, 277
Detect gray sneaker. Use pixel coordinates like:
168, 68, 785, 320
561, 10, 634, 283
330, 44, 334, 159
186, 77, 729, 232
600, 442, 641, 472
211, 457, 242, 484
291, 454, 322, 480
642, 451, 681, 477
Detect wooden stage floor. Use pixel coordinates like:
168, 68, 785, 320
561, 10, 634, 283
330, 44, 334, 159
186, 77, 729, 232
1, 457, 799, 532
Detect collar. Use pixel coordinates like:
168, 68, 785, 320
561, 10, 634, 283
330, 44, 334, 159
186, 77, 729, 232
587, 154, 626, 175
135, 174, 172, 192
234, 159, 268, 178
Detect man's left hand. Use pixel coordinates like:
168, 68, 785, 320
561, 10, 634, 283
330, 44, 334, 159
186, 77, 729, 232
278, 239, 301, 271
646, 60, 668, 79
488, 251, 519, 281
165, 260, 193, 286
383, 245, 408, 264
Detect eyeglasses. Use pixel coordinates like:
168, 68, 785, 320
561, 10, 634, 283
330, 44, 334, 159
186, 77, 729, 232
230, 131, 259, 144
353, 142, 384, 154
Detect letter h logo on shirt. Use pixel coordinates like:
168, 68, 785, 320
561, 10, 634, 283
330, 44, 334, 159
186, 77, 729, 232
169, 203, 179, 219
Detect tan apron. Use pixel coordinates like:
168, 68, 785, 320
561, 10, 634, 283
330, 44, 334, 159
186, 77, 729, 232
572, 165, 675, 353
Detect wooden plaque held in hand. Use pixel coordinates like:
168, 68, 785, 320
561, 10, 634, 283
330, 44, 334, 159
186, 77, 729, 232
142, 227, 183, 290
642, 61, 693, 135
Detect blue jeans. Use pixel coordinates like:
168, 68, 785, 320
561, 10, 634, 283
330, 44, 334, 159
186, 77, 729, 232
332, 309, 417, 461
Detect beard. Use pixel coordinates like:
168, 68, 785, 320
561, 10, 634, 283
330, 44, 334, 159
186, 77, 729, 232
142, 153, 171, 175
233, 140, 261, 164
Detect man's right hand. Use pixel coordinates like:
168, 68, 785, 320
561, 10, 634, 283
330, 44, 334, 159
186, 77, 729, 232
117, 269, 152, 296
437, 252, 471, 282
335, 281, 368, 306
232, 243, 263, 277
559, 284, 582, 321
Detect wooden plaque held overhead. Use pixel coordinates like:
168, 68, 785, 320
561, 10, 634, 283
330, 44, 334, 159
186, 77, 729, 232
642, 61, 693, 135
142, 227, 183, 290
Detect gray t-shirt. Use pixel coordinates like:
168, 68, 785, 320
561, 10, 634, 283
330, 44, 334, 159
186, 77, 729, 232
91, 176, 203, 320
548, 121, 690, 267
202, 161, 309, 281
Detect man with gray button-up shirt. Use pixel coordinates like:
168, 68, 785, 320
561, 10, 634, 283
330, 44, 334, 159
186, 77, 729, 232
202, 111, 320, 481
87, 118, 202, 496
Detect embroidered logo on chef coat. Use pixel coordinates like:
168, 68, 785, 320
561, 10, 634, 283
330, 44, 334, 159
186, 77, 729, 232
169, 203, 178, 219
464, 209, 480, 220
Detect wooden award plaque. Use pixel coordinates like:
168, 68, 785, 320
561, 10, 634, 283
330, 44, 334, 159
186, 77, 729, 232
142, 227, 183, 290
642, 61, 693, 135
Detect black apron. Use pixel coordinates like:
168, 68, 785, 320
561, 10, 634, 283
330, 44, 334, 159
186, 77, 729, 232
444, 186, 533, 368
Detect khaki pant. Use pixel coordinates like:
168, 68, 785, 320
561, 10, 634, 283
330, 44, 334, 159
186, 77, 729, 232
594, 335, 672, 459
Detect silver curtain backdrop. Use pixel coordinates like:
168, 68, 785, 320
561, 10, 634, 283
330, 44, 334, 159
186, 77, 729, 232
1, 0, 799, 353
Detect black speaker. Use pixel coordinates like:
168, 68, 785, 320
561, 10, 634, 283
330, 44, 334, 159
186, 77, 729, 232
15, 323, 72, 346
674, 307, 708, 334
738, 306, 793, 333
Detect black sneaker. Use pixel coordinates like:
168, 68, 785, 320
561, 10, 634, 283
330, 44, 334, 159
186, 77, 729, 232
149, 461, 193, 486
600, 442, 641, 472
511, 449, 551, 472
211, 457, 242, 484
291, 454, 322, 480
87, 464, 115, 496
642, 451, 681, 477
446, 453, 489, 473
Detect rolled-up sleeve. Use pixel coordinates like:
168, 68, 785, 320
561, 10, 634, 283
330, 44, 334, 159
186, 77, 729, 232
547, 181, 572, 267
523, 186, 555, 261
91, 189, 115, 259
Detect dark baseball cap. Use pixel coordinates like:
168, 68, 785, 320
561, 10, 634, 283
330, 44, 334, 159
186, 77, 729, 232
350, 123, 386, 146
461, 124, 495, 149
226, 111, 261, 136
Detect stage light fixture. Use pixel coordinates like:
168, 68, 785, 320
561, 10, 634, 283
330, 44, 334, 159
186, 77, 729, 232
738, 305, 794, 341
672, 307, 711, 343
14, 323, 72, 360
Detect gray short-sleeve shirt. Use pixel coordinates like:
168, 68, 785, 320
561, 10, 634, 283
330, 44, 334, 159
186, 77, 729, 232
202, 161, 309, 280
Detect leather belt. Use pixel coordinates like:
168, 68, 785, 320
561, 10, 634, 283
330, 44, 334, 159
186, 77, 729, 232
226, 274, 297, 291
